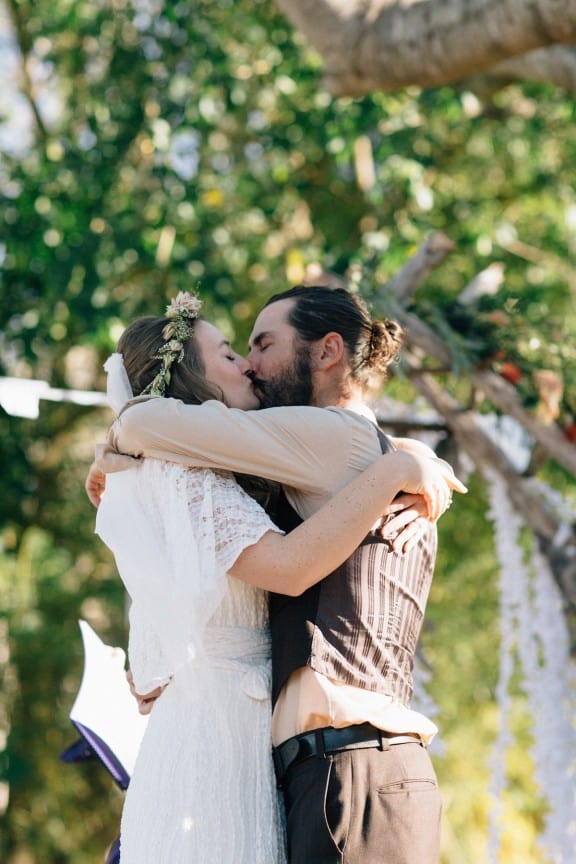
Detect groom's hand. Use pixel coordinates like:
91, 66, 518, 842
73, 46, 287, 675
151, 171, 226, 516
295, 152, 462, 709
85, 462, 106, 507
85, 443, 143, 507
378, 493, 428, 552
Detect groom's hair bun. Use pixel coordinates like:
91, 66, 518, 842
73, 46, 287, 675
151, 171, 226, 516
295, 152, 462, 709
264, 284, 404, 392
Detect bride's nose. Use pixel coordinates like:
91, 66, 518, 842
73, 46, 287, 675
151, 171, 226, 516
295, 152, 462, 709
237, 355, 251, 374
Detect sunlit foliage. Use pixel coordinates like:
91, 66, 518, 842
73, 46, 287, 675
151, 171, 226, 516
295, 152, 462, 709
1, 0, 574, 861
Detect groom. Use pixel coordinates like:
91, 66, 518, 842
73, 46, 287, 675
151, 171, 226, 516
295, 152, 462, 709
89, 285, 447, 863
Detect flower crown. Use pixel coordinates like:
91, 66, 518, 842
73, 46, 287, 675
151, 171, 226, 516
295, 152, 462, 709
142, 291, 203, 396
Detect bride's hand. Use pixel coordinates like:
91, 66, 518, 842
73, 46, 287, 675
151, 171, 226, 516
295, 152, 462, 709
394, 451, 467, 522
126, 670, 167, 716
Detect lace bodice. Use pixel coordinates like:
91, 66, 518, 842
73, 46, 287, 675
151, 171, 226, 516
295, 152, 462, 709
96, 460, 279, 692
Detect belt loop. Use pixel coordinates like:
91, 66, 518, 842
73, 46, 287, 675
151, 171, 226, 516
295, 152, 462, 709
315, 728, 326, 758
377, 729, 390, 750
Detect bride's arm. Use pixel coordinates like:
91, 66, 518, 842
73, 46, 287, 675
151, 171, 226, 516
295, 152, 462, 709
229, 449, 466, 595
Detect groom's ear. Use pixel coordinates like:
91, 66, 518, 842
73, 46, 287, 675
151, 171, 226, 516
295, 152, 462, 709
311, 332, 345, 371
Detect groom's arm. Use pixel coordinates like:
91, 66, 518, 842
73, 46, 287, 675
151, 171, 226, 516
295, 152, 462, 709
87, 398, 437, 551
104, 397, 370, 496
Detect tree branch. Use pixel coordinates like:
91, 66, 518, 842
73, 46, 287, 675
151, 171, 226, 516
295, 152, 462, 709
472, 370, 576, 476
368, 242, 576, 477
276, 0, 576, 95
479, 44, 576, 92
5, 0, 48, 140
410, 369, 576, 648
385, 231, 455, 304
396, 311, 576, 477
410, 369, 561, 536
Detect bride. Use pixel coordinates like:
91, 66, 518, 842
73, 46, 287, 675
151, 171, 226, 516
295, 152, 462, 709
94, 292, 461, 863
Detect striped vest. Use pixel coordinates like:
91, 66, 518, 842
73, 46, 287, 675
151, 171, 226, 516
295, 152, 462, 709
269, 428, 437, 706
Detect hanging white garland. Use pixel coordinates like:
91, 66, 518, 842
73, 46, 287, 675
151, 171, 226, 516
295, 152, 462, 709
528, 541, 576, 861
527, 479, 576, 861
412, 652, 444, 755
485, 470, 526, 861
484, 469, 576, 863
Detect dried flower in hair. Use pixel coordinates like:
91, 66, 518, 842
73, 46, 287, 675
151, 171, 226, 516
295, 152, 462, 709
141, 291, 203, 397
166, 292, 203, 319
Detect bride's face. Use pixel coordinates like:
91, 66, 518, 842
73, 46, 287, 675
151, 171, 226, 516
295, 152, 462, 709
195, 320, 260, 410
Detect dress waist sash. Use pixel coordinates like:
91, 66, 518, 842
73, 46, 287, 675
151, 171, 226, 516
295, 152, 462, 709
174, 625, 272, 701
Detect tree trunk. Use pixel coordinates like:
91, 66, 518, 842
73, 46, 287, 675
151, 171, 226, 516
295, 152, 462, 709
275, 0, 576, 95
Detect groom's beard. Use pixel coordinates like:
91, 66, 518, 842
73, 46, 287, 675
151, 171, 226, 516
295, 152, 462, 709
252, 347, 314, 408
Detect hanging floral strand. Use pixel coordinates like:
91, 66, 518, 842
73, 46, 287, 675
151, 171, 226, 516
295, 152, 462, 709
484, 469, 576, 863
527, 480, 576, 862
485, 469, 524, 862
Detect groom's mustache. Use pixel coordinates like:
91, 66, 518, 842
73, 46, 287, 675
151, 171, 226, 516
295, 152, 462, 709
248, 371, 266, 391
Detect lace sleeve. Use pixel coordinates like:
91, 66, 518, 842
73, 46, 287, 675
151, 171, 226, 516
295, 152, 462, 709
188, 469, 282, 575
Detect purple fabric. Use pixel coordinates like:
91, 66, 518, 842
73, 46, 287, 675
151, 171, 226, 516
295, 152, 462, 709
61, 720, 130, 790
106, 838, 121, 864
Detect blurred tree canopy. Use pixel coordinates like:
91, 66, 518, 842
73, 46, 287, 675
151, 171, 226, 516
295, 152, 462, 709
0, 0, 574, 862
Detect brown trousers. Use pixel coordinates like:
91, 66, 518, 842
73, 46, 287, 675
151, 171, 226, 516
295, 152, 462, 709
282, 741, 442, 864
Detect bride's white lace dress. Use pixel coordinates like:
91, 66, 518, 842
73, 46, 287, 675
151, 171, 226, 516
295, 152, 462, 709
96, 459, 287, 863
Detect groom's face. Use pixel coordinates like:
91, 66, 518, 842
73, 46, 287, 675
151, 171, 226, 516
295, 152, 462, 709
247, 299, 314, 408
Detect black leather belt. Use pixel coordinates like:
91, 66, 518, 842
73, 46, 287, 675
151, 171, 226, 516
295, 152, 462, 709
273, 723, 422, 786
